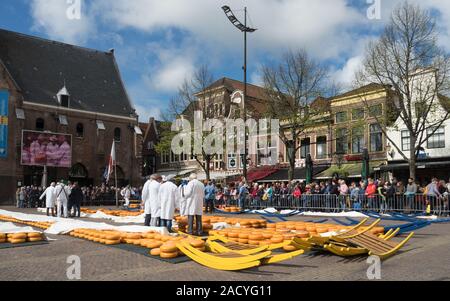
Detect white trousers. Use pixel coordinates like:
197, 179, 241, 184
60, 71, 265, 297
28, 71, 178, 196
124, 198, 130, 206
57, 199, 68, 218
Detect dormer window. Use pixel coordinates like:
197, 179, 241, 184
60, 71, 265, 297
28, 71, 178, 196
57, 85, 70, 108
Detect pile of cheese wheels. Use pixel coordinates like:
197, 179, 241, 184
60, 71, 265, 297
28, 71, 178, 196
210, 221, 385, 251
0, 215, 52, 230
0, 232, 45, 244
175, 216, 267, 233
218, 206, 242, 213
69, 229, 205, 259
80, 208, 143, 217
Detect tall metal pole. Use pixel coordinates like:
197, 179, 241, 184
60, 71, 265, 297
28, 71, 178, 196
243, 7, 248, 182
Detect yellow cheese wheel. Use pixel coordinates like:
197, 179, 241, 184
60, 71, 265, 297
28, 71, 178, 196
238, 238, 249, 244
248, 240, 261, 246
295, 231, 310, 238
160, 251, 178, 259
0, 233, 6, 239
11, 238, 26, 244
104, 239, 120, 245
270, 236, 284, 243
249, 234, 263, 241
105, 234, 121, 241
126, 233, 142, 240
147, 241, 163, 249
228, 232, 239, 238
238, 233, 249, 239
189, 240, 205, 248
27, 232, 42, 238
283, 245, 298, 252
150, 248, 161, 256
11, 233, 27, 240
160, 242, 178, 253
28, 237, 43, 242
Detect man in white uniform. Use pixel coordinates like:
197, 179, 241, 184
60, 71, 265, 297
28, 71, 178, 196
158, 175, 179, 232
184, 173, 205, 236
141, 175, 155, 226
121, 185, 132, 207
54, 180, 71, 218
40, 182, 56, 216
178, 180, 188, 216
141, 174, 162, 227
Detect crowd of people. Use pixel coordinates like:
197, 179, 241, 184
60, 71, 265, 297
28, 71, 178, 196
16, 184, 142, 209
17, 175, 450, 222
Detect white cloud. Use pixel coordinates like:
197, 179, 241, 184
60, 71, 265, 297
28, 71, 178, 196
332, 56, 363, 87
134, 104, 162, 122
30, 0, 95, 44
91, 0, 365, 59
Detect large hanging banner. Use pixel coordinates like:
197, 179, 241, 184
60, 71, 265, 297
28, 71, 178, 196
0, 90, 9, 158
21, 130, 72, 168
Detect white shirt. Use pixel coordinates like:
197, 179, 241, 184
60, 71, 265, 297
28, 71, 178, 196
184, 179, 205, 216
159, 181, 179, 220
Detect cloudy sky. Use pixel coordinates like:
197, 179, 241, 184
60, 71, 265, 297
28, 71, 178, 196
1, 0, 450, 121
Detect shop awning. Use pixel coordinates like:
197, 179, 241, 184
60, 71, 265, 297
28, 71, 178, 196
247, 167, 280, 182
258, 165, 330, 182
380, 161, 450, 171
316, 161, 385, 179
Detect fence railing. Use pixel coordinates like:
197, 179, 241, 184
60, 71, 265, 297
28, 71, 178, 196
223, 194, 449, 216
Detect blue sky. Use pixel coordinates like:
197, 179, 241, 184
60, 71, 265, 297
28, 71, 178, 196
1, 0, 450, 122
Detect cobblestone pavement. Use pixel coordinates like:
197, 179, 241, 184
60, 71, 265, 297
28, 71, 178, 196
1, 207, 449, 281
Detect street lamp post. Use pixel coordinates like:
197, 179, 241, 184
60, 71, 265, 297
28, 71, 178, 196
222, 5, 257, 182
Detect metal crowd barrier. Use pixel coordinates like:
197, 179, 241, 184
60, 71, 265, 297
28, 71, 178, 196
234, 193, 449, 216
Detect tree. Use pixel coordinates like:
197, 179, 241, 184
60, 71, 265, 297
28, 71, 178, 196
356, 2, 450, 180
262, 49, 331, 181
157, 65, 218, 181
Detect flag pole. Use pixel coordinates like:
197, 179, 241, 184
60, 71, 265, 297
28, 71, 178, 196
115, 151, 118, 208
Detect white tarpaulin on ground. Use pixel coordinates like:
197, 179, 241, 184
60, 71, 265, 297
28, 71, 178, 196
0, 209, 168, 236
298, 211, 368, 218
36, 208, 145, 224
0, 222, 41, 234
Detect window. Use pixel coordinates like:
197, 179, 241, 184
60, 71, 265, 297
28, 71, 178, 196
300, 138, 311, 159
370, 124, 383, 152
147, 141, 154, 150
369, 104, 383, 117
401, 131, 410, 151
114, 128, 121, 142
352, 108, 364, 120
76, 123, 84, 138
161, 152, 170, 164
336, 128, 348, 154
35, 118, 45, 131
335, 111, 348, 123
352, 127, 365, 154
316, 136, 327, 159
427, 127, 445, 149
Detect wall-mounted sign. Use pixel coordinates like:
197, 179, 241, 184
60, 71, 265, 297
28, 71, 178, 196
0, 90, 9, 158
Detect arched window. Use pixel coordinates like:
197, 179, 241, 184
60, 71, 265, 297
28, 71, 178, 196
76, 123, 84, 138
36, 118, 45, 131
114, 127, 121, 142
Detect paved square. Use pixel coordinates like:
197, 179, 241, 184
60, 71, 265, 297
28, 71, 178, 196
1, 207, 449, 281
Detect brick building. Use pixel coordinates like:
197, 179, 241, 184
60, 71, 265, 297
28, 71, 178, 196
0, 29, 143, 204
